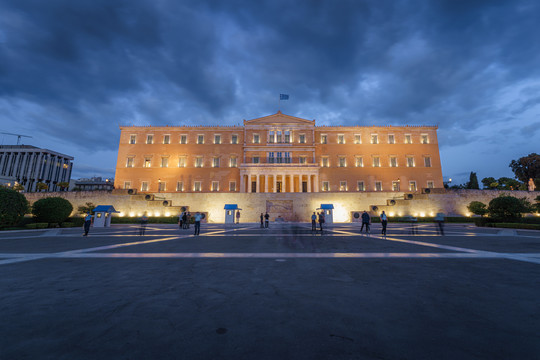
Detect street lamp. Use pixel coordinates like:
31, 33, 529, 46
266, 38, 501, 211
158, 178, 161, 193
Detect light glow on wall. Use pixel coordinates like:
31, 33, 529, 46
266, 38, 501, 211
129, 212, 135, 217
165, 211, 171, 217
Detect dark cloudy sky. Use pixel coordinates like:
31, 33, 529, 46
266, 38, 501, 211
1, 0, 539, 184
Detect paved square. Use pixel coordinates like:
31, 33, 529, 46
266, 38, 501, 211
1, 222, 539, 359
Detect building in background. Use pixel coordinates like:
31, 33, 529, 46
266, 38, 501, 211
0, 145, 73, 192
115, 112, 443, 193
71, 177, 114, 191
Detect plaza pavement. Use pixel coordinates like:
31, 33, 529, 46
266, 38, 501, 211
0, 222, 539, 359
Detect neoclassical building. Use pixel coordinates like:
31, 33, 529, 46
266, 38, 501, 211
115, 112, 443, 194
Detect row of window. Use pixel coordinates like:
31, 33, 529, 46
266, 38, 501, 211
129, 133, 431, 145
323, 180, 435, 192
123, 180, 236, 192
321, 155, 432, 168
126, 156, 238, 168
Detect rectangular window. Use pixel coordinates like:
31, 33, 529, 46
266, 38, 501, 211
322, 181, 330, 192
129, 135, 136, 144
195, 157, 203, 168
357, 181, 365, 192
339, 181, 347, 191
126, 158, 134, 168
124, 181, 131, 189
214, 135, 221, 144
321, 134, 327, 144
388, 134, 395, 144
161, 157, 168, 168
180, 135, 187, 144
141, 181, 148, 191
276, 152, 283, 164
178, 157, 186, 168
144, 158, 151, 168
253, 156, 260, 164
409, 181, 417, 192
375, 181, 382, 191
197, 135, 204, 144
299, 156, 307, 164
371, 134, 378, 144
405, 134, 412, 144
392, 181, 400, 191
163, 135, 170, 144
229, 181, 236, 192
194, 181, 202, 192
390, 156, 397, 167
284, 152, 291, 163
253, 134, 260, 144
299, 134, 306, 144
338, 134, 345, 144
177, 181, 184, 192
213, 157, 220, 168
276, 131, 282, 143
407, 156, 415, 167
230, 156, 237, 167
284, 131, 290, 143
268, 152, 275, 164
339, 156, 346, 167
421, 134, 429, 144
373, 156, 380, 167
268, 131, 274, 143
424, 156, 432, 167
231, 134, 238, 144
146, 135, 154, 144
427, 181, 434, 189
354, 134, 361, 144
212, 181, 219, 192
322, 157, 329, 167
158, 181, 166, 192
355, 157, 363, 167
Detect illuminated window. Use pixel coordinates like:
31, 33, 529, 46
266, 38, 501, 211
372, 156, 380, 167
231, 134, 238, 144
129, 135, 136, 144
194, 181, 202, 192
321, 157, 329, 167
177, 181, 184, 191
424, 156, 432, 167
178, 157, 186, 168
405, 134, 412, 144
268, 152, 275, 164
141, 181, 148, 191
421, 134, 429, 144
253, 134, 260, 144
322, 181, 330, 192
371, 134, 378, 144
276, 131, 282, 143
409, 181, 417, 192
180, 135, 187, 144
375, 181, 382, 191
143, 158, 151, 168
276, 152, 283, 163
357, 181, 365, 191
321, 134, 327, 144
126, 157, 134, 168
339, 181, 347, 191
211, 181, 219, 192
214, 135, 221, 144
158, 181, 166, 192
390, 156, 397, 167
427, 181, 434, 189
355, 157, 363, 167
252, 156, 260, 164
268, 131, 275, 143
229, 181, 236, 192
213, 157, 220, 168
161, 157, 168, 168
299, 156, 307, 164
407, 156, 415, 167
197, 135, 204, 144
124, 181, 131, 189
230, 156, 237, 167
388, 134, 395, 144
195, 157, 203, 168
284, 152, 291, 164
146, 135, 154, 144
299, 134, 306, 144
354, 134, 361, 144
392, 181, 400, 191
339, 156, 346, 167
284, 131, 290, 143
337, 134, 345, 144
163, 135, 170, 144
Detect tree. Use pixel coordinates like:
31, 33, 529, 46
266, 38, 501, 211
78, 202, 96, 215
466, 172, 480, 189
0, 187, 29, 228
13, 183, 25, 192
57, 182, 70, 191
32, 197, 73, 226
497, 177, 521, 191
488, 195, 532, 221
468, 201, 488, 217
36, 182, 49, 192
481, 177, 498, 190
509, 153, 540, 183
535, 196, 540, 213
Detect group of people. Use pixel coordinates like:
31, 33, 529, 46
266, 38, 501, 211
259, 212, 270, 228
311, 211, 326, 232
357, 210, 445, 236
178, 211, 203, 235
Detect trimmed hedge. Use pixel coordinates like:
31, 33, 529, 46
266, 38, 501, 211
0, 187, 30, 229
32, 197, 73, 225
25, 223, 49, 229
486, 223, 540, 230
475, 217, 540, 227
112, 216, 180, 224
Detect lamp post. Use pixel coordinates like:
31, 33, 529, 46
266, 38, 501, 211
158, 178, 161, 193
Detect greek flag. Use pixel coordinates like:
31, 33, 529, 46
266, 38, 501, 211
280, 94, 289, 100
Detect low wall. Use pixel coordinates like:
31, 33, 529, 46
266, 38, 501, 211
23, 189, 539, 223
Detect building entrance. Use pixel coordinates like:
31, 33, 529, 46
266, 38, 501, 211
302, 181, 307, 192
251, 182, 257, 192
277, 182, 282, 192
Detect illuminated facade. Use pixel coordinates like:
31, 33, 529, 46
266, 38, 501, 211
115, 112, 443, 193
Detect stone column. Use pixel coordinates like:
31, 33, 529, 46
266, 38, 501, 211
248, 174, 252, 193
273, 174, 277, 193
289, 174, 294, 193
240, 173, 245, 193
314, 174, 319, 192
307, 174, 311, 192
265, 175, 269, 193
255, 173, 259, 193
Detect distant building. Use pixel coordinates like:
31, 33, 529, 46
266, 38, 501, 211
0, 145, 73, 192
72, 177, 114, 191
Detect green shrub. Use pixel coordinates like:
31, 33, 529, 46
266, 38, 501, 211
468, 201, 488, 217
66, 217, 85, 226
25, 223, 49, 229
488, 195, 532, 221
111, 216, 179, 224
0, 187, 30, 229
487, 223, 540, 230
32, 197, 73, 226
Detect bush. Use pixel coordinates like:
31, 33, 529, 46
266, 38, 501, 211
66, 217, 85, 226
32, 197, 73, 226
60, 222, 77, 228
25, 223, 49, 229
486, 223, 540, 230
488, 195, 532, 221
468, 201, 488, 217
0, 187, 30, 229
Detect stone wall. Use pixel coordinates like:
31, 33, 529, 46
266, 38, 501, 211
23, 189, 539, 223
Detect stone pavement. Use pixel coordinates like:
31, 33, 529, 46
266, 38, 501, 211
0, 222, 539, 359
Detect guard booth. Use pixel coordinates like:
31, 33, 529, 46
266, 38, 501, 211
224, 204, 241, 224
317, 204, 334, 224
92, 205, 119, 227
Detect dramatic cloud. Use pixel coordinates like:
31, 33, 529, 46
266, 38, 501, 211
0, 0, 539, 182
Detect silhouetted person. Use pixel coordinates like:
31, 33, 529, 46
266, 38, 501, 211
260, 213, 264, 228
435, 212, 445, 235
83, 212, 93, 236
360, 211, 370, 234
264, 212, 269, 228
380, 211, 388, 236
311, 212, 317, 231
236, 210, 241, 224
139, 212, 148, 236
194, 212, 202, 235
318, 212, 325, 232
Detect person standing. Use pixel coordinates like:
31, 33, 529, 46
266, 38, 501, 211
186, 212, 191, 229
83, 212, 93, 236
264, 212, 269, 228
311, 212, 317, 231
434, 212, 445, 235
380, 211, 388, 236
139, 212, 148, 236
178, 212, 183, 229
194, 212, 202, 236
182, 212, 188, 229
236, 210, 241, 224
260, 213, 264, 228
318, 211, 325, 232
360, 211, 370, 234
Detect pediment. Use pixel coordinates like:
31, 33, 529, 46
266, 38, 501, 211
244, 111, 315, 126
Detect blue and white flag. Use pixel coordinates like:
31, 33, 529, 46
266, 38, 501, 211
280, 94, 289, 100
